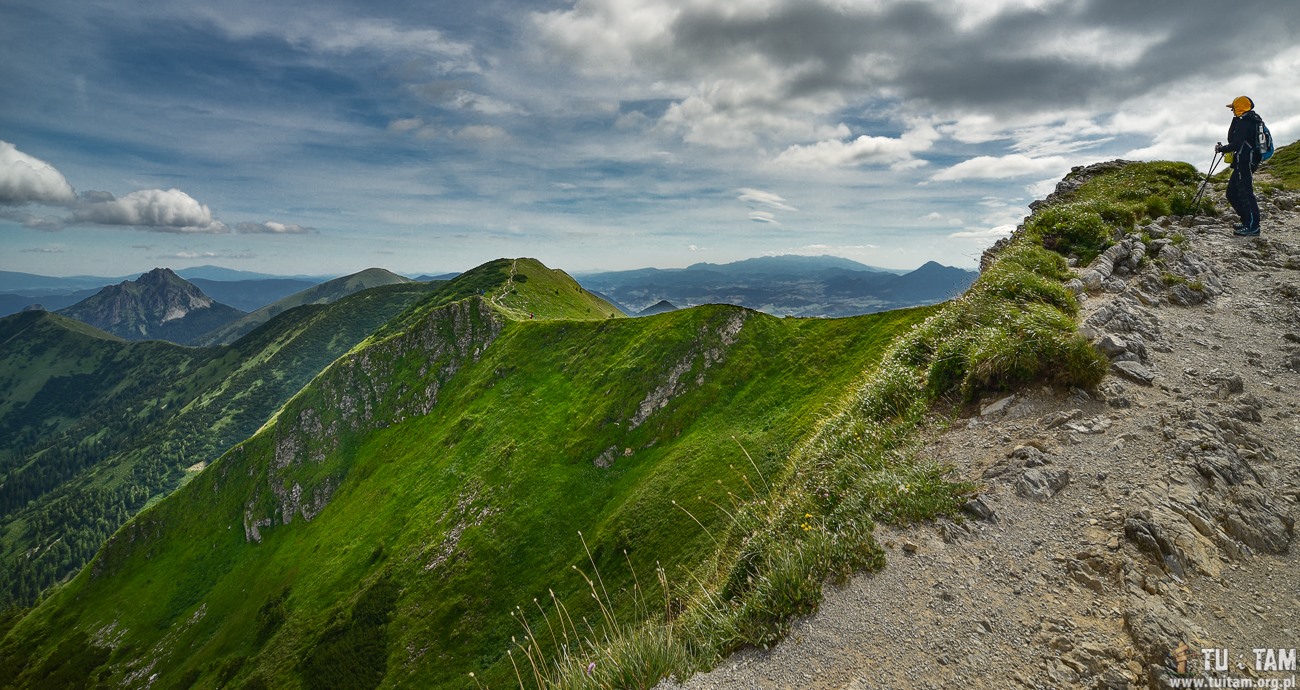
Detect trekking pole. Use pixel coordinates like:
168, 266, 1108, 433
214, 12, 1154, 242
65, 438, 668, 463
1191, 148, 1223, 216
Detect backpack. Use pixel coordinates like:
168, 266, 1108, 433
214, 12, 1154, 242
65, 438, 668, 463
1257, 119, 1274, 164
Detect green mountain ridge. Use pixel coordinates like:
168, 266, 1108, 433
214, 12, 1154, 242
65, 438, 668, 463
0, 256, 926, 689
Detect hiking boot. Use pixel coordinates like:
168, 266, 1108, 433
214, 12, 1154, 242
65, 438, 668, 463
1233, 226, 1260, 236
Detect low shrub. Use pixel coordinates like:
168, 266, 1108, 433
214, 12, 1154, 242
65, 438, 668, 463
1024, 202, 1115, 264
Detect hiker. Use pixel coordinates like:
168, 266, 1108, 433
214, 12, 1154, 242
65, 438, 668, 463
1215, 96, 1263, 236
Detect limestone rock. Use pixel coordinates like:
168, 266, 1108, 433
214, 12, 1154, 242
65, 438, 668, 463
1112, 360, 1156, 385
1016, 467, 1070, 500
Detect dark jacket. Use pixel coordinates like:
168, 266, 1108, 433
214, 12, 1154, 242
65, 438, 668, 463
1224, 110, 1263, 170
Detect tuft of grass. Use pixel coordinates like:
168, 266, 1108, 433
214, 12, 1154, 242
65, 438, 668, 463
1023, 201, 1117, 264
1069, 161, 1201, 216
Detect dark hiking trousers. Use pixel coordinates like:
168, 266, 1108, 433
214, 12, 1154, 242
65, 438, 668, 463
1226, 158, 1260, 231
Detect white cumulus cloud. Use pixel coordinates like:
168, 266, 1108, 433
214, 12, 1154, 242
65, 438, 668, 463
775, 126, 938, 169
159, 249, 257, 260
0, 141, 77, 206
21, 243, 67, 253
388, 118, 424, 134
73, 188, 228, 233
948, 225, 1015, 239
454, 125, 510, 143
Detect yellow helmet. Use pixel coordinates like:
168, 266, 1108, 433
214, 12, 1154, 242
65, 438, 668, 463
1227, 96, 1254, 117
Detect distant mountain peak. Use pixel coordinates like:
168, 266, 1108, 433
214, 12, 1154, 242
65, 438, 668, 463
140, 266, 181, 280
685, 254, 894, 274
578, 255, 974, 318
635, 300, 678, 317
57, 267, 243, 344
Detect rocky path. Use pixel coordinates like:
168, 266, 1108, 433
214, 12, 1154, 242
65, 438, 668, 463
663, 185, 1300, 689
492, 258, 519, 310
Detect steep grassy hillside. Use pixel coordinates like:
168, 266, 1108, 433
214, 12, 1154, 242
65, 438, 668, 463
0, 258, 927, 689
197, 268, 415, 346
369, 258, 619, 340
0, 283, 441, 606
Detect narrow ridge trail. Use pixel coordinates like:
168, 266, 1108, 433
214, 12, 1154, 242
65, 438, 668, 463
491, 259, 518, 311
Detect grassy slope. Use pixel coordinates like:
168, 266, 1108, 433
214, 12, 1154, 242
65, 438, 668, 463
0, 311, 178, 429
0, 283, 440, 607
365, 258, 620, 343
1259, 139, 1300, 189
0, 259, 928, 689
151, 282, 441, 459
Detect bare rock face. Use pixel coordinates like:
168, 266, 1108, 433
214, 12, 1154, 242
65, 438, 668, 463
629, 309, 747, 430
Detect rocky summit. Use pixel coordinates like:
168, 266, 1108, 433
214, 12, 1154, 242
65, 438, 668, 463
56, 267, 244, 344
664, 176, 1300, 690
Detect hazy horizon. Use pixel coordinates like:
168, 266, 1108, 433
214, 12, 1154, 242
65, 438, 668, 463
2, 251, 952, 283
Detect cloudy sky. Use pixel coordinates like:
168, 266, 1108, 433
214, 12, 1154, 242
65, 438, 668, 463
3, 0, 1299, 277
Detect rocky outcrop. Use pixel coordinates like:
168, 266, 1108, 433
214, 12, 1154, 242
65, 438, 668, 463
242, 298, 504, 542
980, 160, 1136, 272
593, 308, 749, 468
628, 309, 747, 431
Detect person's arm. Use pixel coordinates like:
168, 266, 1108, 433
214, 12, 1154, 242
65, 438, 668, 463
1217, 118, 1245, 153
